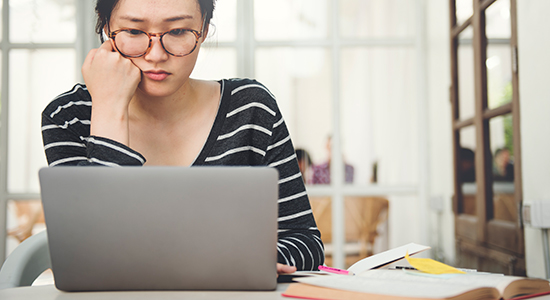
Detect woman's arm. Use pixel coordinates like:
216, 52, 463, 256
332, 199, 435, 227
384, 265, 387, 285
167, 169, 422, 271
266, 114, 325, 271
42, 39, 143, 167
41, 84, 145, 167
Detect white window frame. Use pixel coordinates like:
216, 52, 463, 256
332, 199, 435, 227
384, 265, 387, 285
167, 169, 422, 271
0, 0, 97, 260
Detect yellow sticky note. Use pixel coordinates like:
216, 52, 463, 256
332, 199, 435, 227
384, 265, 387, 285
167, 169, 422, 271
405, 251, 466, 275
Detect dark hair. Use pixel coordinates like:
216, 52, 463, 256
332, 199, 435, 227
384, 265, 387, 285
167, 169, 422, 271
460, 147, 475, 160
295, 148, 312, 167
95, 0, 216, 40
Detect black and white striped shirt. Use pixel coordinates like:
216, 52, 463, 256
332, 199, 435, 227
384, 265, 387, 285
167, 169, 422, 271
41, 78, 324, 271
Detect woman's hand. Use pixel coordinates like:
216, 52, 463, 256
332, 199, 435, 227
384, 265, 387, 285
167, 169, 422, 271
82, 40, 142, 146
277, 263, 297, 276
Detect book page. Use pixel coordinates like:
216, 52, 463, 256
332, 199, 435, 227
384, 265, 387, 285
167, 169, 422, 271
500, 278, 550, 299
347, 243, 430, 274
295, 269, 510, 299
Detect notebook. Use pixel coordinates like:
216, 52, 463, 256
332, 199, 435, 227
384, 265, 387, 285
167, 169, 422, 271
38, 166, 279, 292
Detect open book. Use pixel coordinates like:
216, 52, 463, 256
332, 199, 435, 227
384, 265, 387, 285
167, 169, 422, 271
283, 269, 550, 300
279, 243, 430, 282
347, 242, 430, 274
283, 243, 550, 300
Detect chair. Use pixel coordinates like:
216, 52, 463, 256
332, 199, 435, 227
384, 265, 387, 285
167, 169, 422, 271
0, 230, 51, 289
310, 196, 389, 266
8, 200, 46, 243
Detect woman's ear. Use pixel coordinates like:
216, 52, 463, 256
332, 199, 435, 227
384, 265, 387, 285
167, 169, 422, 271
203, 25, 209, 41
200, 17, 210, 42
101, 28, 109, 43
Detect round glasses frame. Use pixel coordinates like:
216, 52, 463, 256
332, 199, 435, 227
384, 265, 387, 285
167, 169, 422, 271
108, 18, 206, 58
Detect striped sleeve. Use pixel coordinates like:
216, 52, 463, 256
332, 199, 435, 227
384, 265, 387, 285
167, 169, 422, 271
200, 79, 325, 270
41, 84, 146, 167
268, 114, 325, 270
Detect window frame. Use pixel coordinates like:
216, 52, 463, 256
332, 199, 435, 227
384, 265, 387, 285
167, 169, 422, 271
0, 0, 96, 260
450, 0, 525, 274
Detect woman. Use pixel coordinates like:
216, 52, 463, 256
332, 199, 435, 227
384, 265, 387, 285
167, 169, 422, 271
41, 0, 324, 274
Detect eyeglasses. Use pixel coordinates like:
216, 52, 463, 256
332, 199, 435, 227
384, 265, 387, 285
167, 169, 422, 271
108, 18, 206, 58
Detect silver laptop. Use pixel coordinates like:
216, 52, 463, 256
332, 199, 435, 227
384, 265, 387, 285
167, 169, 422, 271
39, 166, 278, 292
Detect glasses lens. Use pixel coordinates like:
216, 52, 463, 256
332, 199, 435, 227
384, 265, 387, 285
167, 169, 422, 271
162, 29, 198, 56
114, 30, 149, 57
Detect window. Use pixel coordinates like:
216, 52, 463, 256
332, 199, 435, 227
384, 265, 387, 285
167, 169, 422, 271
1, 0, 85, 260
450, 0, 524, 275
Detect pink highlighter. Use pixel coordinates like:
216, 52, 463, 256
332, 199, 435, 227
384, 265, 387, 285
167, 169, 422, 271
318, 265, 355, 275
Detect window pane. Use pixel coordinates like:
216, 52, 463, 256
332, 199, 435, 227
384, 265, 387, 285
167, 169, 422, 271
458, 27, 475, 121
10, 0, 76, 43
254, 0, 330, 41
8, 49, 76, 193
311, 196, 389, 268
191, 47, 237, 80
340, 0, 416, 39
209, 0, 236, 42
255, 47, 332, 185
490, 114, 514, 182
459, 126, 476, 216
487, 45, 512, 109
341, 47, 417, 186
456, 0, 473, 25
489, 114, 515, 222
486, 0, 511, 39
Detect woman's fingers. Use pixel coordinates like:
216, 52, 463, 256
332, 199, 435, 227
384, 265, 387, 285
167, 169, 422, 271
83, 40, 113, 67
82, 40, 141, 105
277, 263, 297, 275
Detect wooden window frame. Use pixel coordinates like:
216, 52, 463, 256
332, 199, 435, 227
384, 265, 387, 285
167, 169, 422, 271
450, 0, 524, 275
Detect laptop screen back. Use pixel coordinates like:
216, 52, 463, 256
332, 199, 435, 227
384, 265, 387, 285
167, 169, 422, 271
39, 166, 278, 291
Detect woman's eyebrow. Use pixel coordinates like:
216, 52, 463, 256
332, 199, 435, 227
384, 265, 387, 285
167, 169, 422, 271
117, 14, 194, 23
163, 15, 194, 22
118, 15, 146, 23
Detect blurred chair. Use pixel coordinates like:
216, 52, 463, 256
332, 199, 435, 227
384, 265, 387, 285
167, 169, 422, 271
310, 196, 389, 266
8, 200, 45, 243
0, 230, 51, 289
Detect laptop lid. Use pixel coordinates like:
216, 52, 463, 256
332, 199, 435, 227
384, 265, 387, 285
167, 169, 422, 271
39, 166, 278, 291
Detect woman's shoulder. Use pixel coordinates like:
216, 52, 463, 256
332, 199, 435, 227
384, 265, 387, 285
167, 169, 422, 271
223, 78, 272, 93
222, 78, 278, 108
42, 83, 92, 121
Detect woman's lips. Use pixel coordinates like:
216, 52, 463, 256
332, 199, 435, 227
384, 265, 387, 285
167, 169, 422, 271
144, 71, 170, 81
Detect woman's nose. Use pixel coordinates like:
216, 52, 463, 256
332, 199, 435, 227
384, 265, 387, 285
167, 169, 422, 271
144, 36, 169, 61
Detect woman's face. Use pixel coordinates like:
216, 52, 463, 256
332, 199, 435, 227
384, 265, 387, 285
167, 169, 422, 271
109, 0, 205, 98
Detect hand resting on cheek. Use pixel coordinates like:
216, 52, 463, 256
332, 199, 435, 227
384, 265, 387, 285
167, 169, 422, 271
81, 40, 142, 146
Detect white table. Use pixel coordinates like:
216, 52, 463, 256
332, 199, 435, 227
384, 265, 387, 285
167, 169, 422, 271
0, 284, 291, 299
2, 284, 550, 299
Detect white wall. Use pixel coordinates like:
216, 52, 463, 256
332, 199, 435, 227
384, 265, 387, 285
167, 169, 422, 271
517, 0, 550, 279
425, 0, 455, 264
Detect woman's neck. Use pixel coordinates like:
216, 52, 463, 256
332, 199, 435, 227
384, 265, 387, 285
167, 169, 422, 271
129, 79, 201, 125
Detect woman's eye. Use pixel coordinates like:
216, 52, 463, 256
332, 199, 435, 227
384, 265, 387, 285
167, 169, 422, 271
128, 29, 143, 35
168, 29, 186, 36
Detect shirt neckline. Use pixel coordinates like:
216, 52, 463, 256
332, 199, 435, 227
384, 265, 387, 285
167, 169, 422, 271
191, 79, 228, 166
